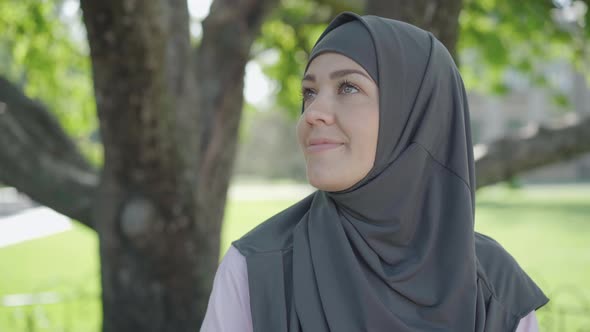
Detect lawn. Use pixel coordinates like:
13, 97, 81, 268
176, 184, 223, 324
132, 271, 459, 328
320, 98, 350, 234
0, 184, 588, 331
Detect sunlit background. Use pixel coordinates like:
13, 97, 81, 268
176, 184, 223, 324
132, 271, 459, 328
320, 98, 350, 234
1, 0, 589, 331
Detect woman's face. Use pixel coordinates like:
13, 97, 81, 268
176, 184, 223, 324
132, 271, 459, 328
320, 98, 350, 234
297, 52, 379, 192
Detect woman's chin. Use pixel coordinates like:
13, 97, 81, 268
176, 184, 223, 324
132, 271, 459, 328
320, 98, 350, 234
307, 173, 349, 192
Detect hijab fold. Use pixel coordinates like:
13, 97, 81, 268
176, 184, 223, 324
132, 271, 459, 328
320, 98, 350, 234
234, 12, 548, 332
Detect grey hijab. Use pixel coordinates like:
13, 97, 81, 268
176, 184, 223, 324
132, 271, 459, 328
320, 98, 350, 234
233, 12, 548, 332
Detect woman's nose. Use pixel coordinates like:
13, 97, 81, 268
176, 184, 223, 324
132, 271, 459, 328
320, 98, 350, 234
304, 94, 336, 126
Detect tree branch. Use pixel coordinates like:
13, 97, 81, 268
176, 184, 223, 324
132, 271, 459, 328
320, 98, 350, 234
195, 0, 279, 203
475, 114, 590, 189
0, 76, 97, 228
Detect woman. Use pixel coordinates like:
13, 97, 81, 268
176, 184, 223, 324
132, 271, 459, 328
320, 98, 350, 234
201, 12, 548, 332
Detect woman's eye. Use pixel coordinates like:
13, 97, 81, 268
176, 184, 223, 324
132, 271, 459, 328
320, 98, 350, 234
339, 82, 359, 95
301, 88, 316, 101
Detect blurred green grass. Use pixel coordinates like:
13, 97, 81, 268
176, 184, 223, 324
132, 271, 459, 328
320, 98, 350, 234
0, 223, 101, 331
0, 184, 588, 331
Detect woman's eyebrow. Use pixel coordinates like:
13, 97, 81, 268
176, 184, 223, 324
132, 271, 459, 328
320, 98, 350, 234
302, 73, 316, 82
329, 69, 371, 80
302, 69, 371, 82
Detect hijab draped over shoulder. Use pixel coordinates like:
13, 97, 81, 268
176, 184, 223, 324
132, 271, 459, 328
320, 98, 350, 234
233, 12, 548, 332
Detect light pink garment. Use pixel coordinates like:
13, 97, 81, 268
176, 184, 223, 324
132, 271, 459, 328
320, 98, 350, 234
201, 245, 540, 332
515, 310, 540, 332
201, 245, 253, 332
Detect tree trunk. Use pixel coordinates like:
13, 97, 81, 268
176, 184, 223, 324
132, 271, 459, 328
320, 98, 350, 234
80, 0, 275, 330
80, 0, 203, 330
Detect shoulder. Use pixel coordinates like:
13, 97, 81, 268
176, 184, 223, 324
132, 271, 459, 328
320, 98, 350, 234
474, 233, 524, 305
220, 245, 247, 275
232, 193, 315, 256
210, 246, 249, 300
474, 232, 549, 318
515, 310, 540, 332
474, 232, 518, 281
201, 246, 252, 332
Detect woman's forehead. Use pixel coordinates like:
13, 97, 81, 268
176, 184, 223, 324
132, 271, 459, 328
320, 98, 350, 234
305, 53, 368, 75
303, 53, 376, 86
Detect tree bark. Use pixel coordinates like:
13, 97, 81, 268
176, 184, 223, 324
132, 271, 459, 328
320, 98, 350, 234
80, 0, 201, 329
77, 0, 278, 330
0, 77, 97, 227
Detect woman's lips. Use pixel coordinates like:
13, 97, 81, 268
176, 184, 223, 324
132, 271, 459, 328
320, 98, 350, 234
306, 143, 344, 153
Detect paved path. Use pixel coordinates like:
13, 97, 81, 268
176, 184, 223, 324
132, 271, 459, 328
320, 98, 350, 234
0, 207, 71, 248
